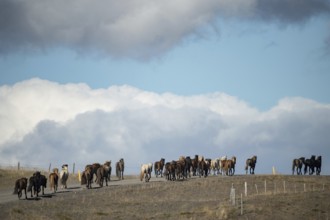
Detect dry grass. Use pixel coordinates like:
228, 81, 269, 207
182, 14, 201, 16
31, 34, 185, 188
1, 169, 330, 219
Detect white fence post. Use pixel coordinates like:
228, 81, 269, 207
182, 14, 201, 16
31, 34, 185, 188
230, 184, 236, 206
244, 182, 247, 197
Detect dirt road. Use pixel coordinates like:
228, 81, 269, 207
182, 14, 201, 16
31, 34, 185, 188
0, 175, 166, 204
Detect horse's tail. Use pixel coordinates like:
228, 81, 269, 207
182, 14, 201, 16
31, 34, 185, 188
13, 180, 19, 194
140, 170, 144, 181
292, 160, 296, 174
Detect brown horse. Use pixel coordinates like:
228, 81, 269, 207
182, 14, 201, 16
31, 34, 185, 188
13, 177, 28, 199
154, 158, 165, 178
245, 156, 257, 175
81, 166, 93, 189
116, 158, 125, 180
96, 162, 111, 187
224, 156, 236, 176
49, 172, 58, 193
292, 157, 305, 175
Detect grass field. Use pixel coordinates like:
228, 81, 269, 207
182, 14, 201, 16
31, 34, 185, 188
0, 169, 329, 219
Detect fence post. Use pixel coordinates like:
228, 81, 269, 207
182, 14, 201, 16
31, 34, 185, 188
264, 180, 267, 194
255, 184, 258, 195
283, 181, 286, 193
73, 163, 75, 174
244, 182, 247, 197
17, 162, 20, 171
230, 184, 236, 206
49, 163, 51, 173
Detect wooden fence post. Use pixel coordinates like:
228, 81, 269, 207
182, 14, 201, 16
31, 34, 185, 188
73, 163, 75, 174
18, 162, 20, 171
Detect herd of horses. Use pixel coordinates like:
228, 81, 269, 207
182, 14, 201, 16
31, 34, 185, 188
292, 155, 322, 175
13, 154, 323, 199
80, 158, 124, 189
13, 164, 69, 200
140, 155, 256, 182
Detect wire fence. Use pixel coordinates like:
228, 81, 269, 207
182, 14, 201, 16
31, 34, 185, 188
228, 178, 329, 216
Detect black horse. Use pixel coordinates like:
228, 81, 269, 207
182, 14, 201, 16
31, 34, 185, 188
314, 156, 322, 175
304, 155, 316, 175
28, 171, 41, 198
245, 156, 257, 174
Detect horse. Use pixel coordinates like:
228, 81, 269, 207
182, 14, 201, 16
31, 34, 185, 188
292, 157, 305, 175
154, 158, 165, 178
224, 156, 236, 176
164, 161, 176, 181
191, 156, 199, 176
184, 156, 192, 178
28, 171, 41, 198
304, 155, 316, 175
175, 159, 186, 180
39, 174, 47, 195
219, 156, 227, 175
49, 172, 58, 193
198, 159, 209, 178
245, 156, 257, 174
13, 177, 28, 199
81, 166, 93, 189
116, 158, 125, 180
104, 161, 112, 181
315, 156, 322, 175
140, 163, 153, 182
210, 158, 220, 175
60, 164, 69, 189
96, 162, 111, 187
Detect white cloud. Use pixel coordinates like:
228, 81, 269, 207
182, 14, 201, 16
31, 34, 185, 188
1, 0, 329, 59
1, 78, 330, 175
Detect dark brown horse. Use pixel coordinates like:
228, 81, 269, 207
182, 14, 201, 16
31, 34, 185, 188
154, 158, 165, 178
292, 157, 305, 175
13, 177, 28, 199
96, 162, 111, 187
81, 166, 93, 189
116, 158, 125, 180
245, 156, 257, 175
198, 159, 209, 178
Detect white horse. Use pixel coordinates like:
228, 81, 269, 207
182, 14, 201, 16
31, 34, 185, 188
210, 158, 220, 175
140, 163, 153, 182
60, 164, 69, 189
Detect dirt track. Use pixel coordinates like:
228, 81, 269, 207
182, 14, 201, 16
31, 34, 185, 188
0, 174, 165, 204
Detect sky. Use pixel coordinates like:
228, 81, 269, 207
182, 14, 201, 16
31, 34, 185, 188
1, 0, 330, 175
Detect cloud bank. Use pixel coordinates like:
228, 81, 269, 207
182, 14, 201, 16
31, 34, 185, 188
1, 78, 330, 174
1, 0, 329, 59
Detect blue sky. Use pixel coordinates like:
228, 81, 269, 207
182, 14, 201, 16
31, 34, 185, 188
1, 0, 330, 175
1, 6, 330, 110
